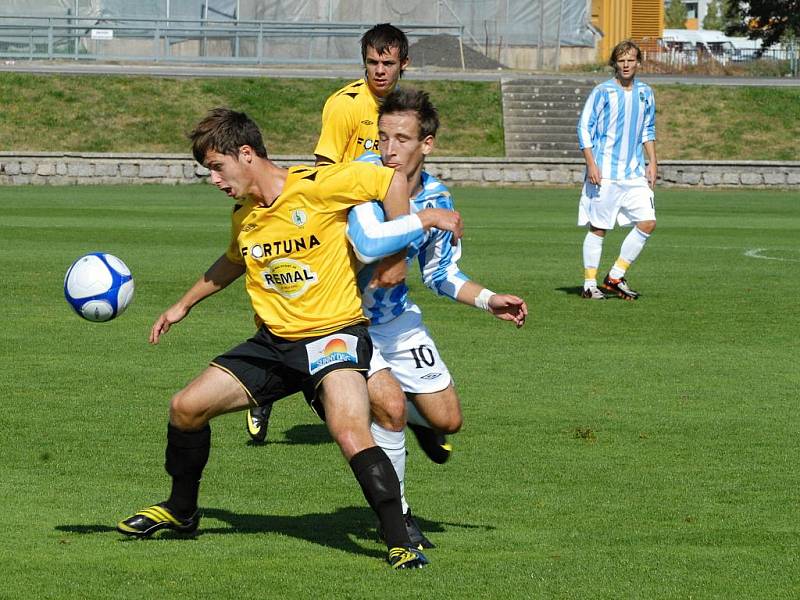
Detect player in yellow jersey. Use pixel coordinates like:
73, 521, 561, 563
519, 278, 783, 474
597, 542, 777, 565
116, 107, 452, 570
313, 23, 408, 166
248, 23, 409, 439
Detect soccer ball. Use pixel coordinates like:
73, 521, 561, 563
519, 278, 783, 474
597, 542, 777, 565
64, 253, 135, 322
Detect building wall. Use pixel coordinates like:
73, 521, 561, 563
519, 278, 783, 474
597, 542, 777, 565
593, 0, 664, 61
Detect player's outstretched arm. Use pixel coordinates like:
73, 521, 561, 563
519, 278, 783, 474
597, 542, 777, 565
149, 254, 245, 344
455, 280, 528, 329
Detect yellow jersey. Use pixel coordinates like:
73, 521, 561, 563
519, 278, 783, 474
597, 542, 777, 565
314, 79, 380, 164
226, 161, 395, 340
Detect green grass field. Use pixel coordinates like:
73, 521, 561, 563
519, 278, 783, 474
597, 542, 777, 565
1, 71, 799, 159
1, 185, 798, 598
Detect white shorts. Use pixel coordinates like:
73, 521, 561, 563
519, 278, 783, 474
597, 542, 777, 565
368, 306, 452, 395
577, 176, 656, 230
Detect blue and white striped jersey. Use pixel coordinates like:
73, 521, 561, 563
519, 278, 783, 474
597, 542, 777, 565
576, 78, 656, 181
347, 152, 469, 326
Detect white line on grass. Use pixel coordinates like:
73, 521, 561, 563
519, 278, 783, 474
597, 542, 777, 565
744, 248, 800, 263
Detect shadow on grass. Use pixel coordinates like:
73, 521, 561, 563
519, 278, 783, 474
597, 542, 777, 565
247, 423, 332, 447
556, 286, 585, 297
55, 506, 492, 558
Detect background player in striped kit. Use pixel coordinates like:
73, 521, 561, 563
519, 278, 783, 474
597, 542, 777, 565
576, 40, 658, 301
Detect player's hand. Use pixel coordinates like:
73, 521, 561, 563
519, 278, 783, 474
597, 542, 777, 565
149, 303, 190, 344
487, 294, 528, 328
586, 164, 602, 185
369, 251, 408, 288
417, 208, 463, 245
646, 163, 658, 188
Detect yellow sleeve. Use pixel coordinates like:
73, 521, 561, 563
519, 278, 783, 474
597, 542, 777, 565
225, 205, 246, 264
316, 162, 395, 209
313, 93, 357, 164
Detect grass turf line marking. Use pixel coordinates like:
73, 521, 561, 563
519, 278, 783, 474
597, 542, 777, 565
744, 248, 800, 263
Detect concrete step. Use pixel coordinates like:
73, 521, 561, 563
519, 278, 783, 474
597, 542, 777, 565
505, 97, 586, 108
504, 88, 593, 97
503, 82, 595, 94
506, 148, 583, 158
506, 140, 579, 151
502, 78, 596, 158
503, 117, 578, 128
503, 77, 596, 85
507, 132, 577, 143
504, 107, 583, 118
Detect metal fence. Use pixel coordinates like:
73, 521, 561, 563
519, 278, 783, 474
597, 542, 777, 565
646, 45, 800, 76
0, 15, 465, 66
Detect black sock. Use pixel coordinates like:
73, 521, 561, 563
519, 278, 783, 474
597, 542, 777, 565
164, 423, 210, 518
349, 446, 410, 549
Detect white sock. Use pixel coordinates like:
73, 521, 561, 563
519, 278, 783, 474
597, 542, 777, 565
609, 227, 650, 279
582, 231, 604, 288
370, 421, 408, 514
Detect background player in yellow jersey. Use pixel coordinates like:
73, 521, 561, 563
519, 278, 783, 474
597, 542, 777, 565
116, 108, 437, 570
313, 23, 408, 166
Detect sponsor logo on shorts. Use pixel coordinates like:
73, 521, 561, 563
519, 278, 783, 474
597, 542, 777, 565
420, 373, 442, 380
261, 258, 318, 298
306, 334, 359, 375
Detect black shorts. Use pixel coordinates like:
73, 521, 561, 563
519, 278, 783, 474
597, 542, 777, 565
211, 323, 372, 420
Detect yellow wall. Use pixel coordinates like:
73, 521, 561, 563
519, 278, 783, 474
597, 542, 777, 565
593, 0, 664, 60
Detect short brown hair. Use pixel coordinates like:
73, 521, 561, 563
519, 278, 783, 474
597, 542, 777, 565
189, 107, 268, 165
378, 88, 439, 139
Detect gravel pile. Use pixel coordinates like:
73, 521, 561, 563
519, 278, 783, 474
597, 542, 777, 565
409, 34, 506, 70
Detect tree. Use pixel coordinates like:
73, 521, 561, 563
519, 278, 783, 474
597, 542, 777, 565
725, 0, 800, 49
665, 0, 688, 29
703, 0, 724, 30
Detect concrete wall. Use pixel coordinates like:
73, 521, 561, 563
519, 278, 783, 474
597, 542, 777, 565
1, 152, 799, 188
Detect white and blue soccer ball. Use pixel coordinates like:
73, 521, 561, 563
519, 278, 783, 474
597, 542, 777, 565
64, 252, 135, 322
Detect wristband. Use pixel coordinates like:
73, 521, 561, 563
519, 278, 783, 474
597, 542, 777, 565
474, 288, 495, 311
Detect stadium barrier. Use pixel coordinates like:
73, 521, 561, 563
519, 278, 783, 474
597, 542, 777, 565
1, 152, 799, 188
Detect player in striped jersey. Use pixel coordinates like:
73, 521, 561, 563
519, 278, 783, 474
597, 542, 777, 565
576, 40, 658, 300
348, 88, 527, 547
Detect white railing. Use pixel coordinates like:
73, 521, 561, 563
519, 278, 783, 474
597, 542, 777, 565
0, 15, 465, 67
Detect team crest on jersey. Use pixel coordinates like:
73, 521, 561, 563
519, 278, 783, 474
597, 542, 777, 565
306, 334, 359, 375
639, 91, 645, 101
260, 258, 318, 298
290, 209, 307, 228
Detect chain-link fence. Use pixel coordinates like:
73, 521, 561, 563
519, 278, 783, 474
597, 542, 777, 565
0, 0, 596, 68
